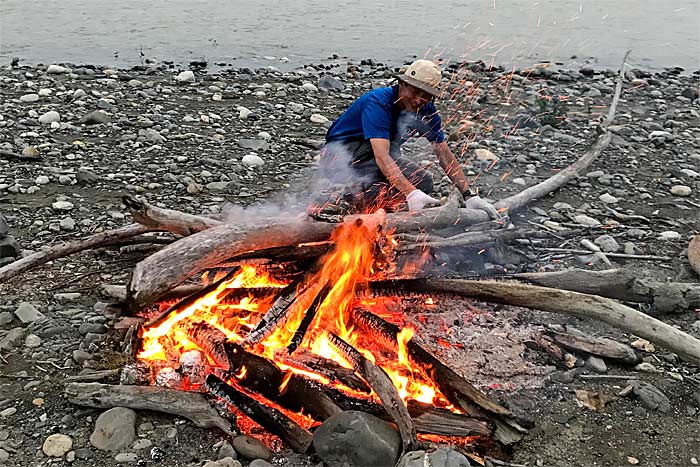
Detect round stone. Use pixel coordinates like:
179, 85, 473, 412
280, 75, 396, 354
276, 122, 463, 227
670, 185, 691, 197
115, 452, 138, 463
35, 175, 50, 185
60, 217, 76, 231
25, 334, 42, 348
176, 70, 195, 83
20, 93, 40, 103
42, 434, 73, 457
242, 154, 265, 167
231, 435, 271, 461
38, 111, 61, 125
46, 64, 68, 74
599, 193, 618, 204
52, 200, 74, 211
474, 148, 498, 162
310, 114, 329, 124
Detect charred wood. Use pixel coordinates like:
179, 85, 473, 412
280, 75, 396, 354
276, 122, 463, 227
406, 400, 492, 437
287, 283, 331, 354
546, 330, 639, 364
205, 374, 313, 453
243, 276, 311, 346
223, 342, 341, 421
275, 349, 371, 393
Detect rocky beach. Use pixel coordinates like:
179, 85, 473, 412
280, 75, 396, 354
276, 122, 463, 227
0, 56, 699, 467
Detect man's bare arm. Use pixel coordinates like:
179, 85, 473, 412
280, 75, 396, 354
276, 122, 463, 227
370, 138, 415, 196
433, 141, 470, 194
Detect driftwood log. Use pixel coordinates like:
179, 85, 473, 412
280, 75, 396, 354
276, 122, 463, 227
545, 330, 639, 364
123, 195, 222, 235
0, 224, 157, 284
513, 268, 700, 313
64, 382, 233, 435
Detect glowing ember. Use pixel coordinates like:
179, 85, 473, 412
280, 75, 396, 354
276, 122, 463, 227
137, 214, 452, 410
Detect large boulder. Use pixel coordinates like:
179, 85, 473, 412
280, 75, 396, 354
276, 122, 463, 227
312, 411, 401, 467
90, 407, 137, 451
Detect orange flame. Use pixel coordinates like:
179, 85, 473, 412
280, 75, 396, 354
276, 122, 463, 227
138, 214, 450, 408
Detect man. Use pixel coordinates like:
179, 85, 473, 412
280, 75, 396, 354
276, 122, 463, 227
319, 59, 498, 218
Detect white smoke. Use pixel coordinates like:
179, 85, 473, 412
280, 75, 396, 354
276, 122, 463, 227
219, 142, 372, 225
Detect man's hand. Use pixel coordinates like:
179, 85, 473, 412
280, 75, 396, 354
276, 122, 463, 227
406, 189, 440, 212
464, 195, 500, 219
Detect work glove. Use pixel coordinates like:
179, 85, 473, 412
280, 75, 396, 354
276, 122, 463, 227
464, 195, 501, 220
406, 189, 440, 212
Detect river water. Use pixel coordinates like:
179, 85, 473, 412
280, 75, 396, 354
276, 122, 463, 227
1, 0, 698, 71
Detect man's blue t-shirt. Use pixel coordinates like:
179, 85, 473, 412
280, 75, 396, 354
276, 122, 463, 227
326, 85, 445, 147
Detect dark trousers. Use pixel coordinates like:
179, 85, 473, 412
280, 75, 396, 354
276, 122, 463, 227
319, 139, 433, 210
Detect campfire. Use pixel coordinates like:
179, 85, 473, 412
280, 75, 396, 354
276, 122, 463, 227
129, 212, 521, 456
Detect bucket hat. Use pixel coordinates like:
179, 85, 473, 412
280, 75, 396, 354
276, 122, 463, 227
396, 59, 442, 96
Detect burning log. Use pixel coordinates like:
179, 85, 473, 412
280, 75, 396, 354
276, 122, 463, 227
65, 382, 233, 435
275, 349, 371, 393
127, 216, 337, 310
326, 332, 418, 452
205, 374, 313, 453
225, 242, 333, 264
182, 322, 231, 371
243, 276, 313, 346
352, 308, 509, 417
223, 342, 342, 421
287, 283, 332, 354
350, 308, 524, 446
220, 287, 282, 305
146, 267, 241, 328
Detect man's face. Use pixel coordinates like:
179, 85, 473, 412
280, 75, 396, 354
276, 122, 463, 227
397, 83, 434, 112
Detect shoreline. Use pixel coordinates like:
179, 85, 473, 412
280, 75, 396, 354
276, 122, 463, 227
4, 53, 700, 78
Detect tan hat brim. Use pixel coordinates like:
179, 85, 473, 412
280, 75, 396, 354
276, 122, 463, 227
397, 74, 441, 97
